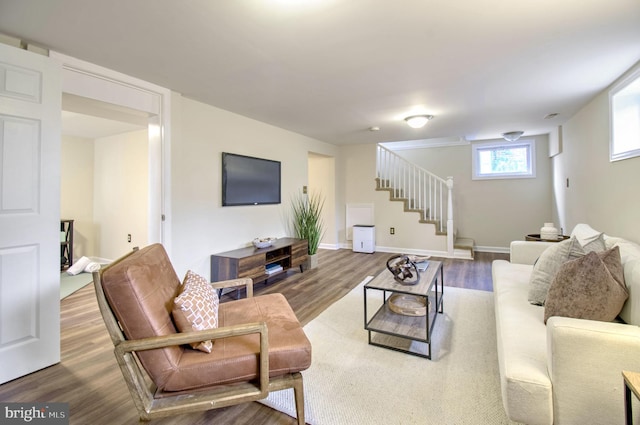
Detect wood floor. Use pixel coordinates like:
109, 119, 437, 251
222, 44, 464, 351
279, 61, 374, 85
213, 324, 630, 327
0, 249, 507, 424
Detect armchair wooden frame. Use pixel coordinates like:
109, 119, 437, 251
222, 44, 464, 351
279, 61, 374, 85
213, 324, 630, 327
93, 255, 305, 423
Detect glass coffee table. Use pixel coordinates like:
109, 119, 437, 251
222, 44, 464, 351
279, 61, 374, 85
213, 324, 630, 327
364, 260, 443, 359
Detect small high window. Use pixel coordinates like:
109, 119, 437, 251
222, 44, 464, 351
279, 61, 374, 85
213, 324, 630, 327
610, 66, 640, 162
472, 140, 536, 180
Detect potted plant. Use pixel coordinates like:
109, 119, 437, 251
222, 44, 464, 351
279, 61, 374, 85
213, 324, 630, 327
291, 190, 325, 269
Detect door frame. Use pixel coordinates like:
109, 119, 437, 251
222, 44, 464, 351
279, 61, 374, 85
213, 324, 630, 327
50, 52, 172, 254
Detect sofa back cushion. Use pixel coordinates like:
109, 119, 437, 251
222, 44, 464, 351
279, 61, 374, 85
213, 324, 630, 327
605, 236, 640, 325
100, 243, 183, 389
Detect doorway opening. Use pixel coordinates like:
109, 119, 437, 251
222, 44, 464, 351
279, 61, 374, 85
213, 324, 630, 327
53, 50, 172, 268
61, 94, 150, 263
308, 152, 336, 249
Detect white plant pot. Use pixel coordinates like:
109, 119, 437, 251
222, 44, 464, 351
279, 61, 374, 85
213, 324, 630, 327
305, 254, 319, 270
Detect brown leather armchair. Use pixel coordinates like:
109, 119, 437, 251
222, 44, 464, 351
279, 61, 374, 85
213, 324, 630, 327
93, 243, 311, 423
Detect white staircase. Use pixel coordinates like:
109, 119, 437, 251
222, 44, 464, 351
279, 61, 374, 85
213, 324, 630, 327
376, 144, 474, 259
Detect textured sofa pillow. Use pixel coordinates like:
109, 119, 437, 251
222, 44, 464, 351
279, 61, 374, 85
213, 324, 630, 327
605, 238, 640, 325
571, 223, 604, 247
544, 246, 627, 324
172, 270, 219, 353
528, 234, 606, 305
579, 232, 606, 253
528, 238, 577, 305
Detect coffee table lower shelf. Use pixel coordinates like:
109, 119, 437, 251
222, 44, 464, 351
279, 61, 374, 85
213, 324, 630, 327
364, 260, 444, 359
365, 297, 443, 359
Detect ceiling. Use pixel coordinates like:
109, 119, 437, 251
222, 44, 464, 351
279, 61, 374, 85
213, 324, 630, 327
1, 0, 639, 145
60, 94, 148, 138
61, 111, 145, 139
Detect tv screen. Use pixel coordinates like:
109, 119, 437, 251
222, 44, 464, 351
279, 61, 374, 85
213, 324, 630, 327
222, 152, 281, 206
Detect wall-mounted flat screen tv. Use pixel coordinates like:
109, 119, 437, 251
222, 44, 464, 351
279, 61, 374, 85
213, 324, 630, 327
222, 152, 281, 206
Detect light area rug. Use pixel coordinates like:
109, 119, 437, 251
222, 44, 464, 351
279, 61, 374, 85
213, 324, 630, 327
60, 271, 94, 299
260, 276, 519, 425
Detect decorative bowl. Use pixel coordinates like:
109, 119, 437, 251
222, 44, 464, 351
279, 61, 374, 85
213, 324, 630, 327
388, 294, 430, 316
253, 237, 276, 249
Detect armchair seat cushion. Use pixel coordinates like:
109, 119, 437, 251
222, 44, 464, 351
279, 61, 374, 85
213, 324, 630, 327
164, 293, 311, 392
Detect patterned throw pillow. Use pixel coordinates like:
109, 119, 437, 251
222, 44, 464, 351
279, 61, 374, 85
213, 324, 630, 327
172, 270, 219, 353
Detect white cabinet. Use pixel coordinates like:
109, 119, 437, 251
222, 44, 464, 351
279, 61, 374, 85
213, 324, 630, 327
353, 225, 375, 253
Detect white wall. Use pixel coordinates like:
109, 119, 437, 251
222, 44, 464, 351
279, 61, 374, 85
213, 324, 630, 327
338, 143, 448, 254
339, 136, 554, 252
396, 135, 554, 248
169, 93, 338, 278
93, 129, 149, 259
552, 61, 640, 244
61, 135, 95, 259
59, 59, 639, 272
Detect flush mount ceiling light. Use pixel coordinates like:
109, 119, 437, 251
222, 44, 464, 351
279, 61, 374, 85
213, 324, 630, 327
501, 131, 524, 142
404, 115, 433, 129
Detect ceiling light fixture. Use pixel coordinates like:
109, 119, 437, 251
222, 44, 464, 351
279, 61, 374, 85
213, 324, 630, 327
501, 131, 524, 142
404, 115, 433, 129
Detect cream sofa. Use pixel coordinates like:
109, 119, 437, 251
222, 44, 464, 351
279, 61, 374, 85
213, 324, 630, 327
492, 224, 640, 425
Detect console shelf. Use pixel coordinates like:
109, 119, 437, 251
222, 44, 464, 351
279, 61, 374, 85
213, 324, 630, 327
210, 238, 308, 284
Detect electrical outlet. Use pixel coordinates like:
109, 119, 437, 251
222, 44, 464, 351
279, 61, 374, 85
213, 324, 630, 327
127, 234, 131, 243
390, 227, 395, 235
303, 185, 307, 194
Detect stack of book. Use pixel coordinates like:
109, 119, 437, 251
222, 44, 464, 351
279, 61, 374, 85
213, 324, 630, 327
265, 263, 283, 275
415, 261, 429, 272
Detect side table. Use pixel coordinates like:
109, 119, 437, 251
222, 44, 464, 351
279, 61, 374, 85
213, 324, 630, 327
525, 234, 570, 242
623, 370, 640, 425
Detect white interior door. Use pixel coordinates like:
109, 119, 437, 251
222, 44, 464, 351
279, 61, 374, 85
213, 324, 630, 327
0, 43, 62, 384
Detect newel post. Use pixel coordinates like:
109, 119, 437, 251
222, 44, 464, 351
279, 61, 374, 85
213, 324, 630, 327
446, 177, 454, 257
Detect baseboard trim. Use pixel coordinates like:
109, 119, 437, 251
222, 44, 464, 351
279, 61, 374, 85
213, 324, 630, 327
334, 243, 509, 256
319, 243, 340, 251
474, 245, 509, 254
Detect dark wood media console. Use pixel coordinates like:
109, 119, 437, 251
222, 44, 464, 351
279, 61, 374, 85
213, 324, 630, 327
210, 237, 308, 284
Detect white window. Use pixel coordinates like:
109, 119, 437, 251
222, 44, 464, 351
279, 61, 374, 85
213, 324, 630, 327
472, 140, 536, 180
610, 66, 640, 162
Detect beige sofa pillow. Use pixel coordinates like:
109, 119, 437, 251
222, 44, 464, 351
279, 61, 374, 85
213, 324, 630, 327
605, 237, 640, 325
544, 246, 627, 324
528, 234, 606, 305
528, 237, 578, 305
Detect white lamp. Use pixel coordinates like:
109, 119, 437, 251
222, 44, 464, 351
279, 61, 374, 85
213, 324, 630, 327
501, 131, 524, 142
404, 115, 433, 129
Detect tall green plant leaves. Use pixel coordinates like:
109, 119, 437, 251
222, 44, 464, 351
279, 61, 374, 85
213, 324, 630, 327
291, 191, 325, 255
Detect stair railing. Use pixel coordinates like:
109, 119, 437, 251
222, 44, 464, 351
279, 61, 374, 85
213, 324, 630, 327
376, 144, 455, 255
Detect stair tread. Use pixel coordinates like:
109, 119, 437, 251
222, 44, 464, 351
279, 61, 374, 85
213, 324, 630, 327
454, 238, 475, 259
454, 238, 474, 248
